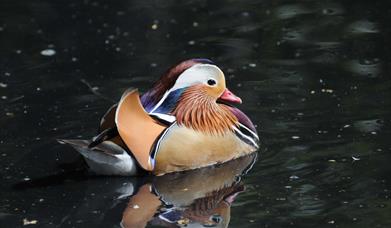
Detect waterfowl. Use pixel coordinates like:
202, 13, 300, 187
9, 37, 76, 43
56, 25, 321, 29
59, 59, 259, 176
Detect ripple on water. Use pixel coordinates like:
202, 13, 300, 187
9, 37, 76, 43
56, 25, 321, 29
353, 119, 383, 133
321, 5, 344, 16
290, 184, 325, 217
347, 20, 379, 34
282, 29, 305, 42
274, 4, 313, 20
344, 59, 381, 78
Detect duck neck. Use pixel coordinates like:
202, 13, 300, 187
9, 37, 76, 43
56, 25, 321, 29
172, 86, 238, 135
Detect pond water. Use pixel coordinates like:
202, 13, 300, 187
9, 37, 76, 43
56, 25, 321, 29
1, 0, 390, 227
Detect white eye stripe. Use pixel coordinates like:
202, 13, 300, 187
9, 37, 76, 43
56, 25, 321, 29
171, 64, 222, 91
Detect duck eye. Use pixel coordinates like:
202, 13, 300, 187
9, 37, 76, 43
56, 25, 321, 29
210, 214, 222, 224
207, 79, 216, 86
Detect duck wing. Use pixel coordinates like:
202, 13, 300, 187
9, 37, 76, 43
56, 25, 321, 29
115, 88, 166, 171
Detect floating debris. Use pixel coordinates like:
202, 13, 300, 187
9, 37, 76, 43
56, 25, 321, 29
352, 156, 360, 161
23, 218, 38, 225
151, 24, 158, 30
132, 204, 140, 209
289, 175, 299, 180
291, 136, 300, 139
321, 88, 334, 93
40, 49, 56, 56
0, 83, 7, 88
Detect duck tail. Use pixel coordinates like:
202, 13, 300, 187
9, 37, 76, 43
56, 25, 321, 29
57, 139, 138, 176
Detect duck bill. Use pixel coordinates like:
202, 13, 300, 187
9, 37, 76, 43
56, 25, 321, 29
219, 88, 242, 104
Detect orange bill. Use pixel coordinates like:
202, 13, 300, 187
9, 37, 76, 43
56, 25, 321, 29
115, 89, 166, 171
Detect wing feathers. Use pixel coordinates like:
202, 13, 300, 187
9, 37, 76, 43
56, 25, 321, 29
115, 89, 166, 171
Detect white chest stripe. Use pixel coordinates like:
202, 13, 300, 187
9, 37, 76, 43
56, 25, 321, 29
233, 126, 259, 148
238, 123, 259, 140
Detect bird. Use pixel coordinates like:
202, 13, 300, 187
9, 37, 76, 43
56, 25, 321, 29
59, 59, 259, 176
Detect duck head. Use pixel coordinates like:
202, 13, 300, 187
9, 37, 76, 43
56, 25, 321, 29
142, 59, 243, 134
142, 59, 242, 113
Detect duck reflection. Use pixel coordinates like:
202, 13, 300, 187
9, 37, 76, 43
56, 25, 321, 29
122, 153, 257, 228
11, 153, 256, 227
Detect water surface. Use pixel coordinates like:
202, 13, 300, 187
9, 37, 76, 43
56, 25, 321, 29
1, 0, 390, 227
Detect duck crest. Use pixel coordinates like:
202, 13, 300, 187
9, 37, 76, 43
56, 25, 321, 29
172, 85, 238, 135
142, 59, 214, 111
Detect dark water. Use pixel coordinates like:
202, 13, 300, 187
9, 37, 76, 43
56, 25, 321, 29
1, 0, 390, 227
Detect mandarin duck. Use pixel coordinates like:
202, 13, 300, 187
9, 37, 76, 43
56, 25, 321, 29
59, 59, 259, 176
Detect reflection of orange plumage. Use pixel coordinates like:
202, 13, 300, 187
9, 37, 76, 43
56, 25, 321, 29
59, 59, 259, 176
121, 154, 256, 228
121, 184, 161, 228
